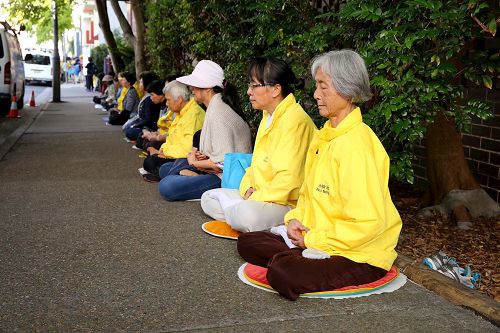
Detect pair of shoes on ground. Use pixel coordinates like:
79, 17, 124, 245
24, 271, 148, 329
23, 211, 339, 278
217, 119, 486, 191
422, 251, 481, 289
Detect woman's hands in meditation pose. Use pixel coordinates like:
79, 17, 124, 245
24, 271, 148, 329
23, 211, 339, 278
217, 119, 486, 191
287, 219, 309, 249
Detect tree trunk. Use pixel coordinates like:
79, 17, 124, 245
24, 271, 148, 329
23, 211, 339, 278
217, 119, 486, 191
424, 111, 479, 205
130, 0, 146, 76
422, 111, 500, 225
95, 0, 124, 73
109, 0, 136, 48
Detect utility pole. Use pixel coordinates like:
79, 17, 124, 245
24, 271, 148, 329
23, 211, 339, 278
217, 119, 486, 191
52, 0, 61, 102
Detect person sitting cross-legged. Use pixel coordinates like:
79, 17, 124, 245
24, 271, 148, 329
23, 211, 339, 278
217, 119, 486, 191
108, 72, 141, 126
157, 60, 252, 200
135, 74, 182, 151
142, 80, 205, 182
237, 50, 403, 301
200, 57, 316, 232
123, 78, 166, 141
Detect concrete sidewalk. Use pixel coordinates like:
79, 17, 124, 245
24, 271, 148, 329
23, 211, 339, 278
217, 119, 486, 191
0, 84, 497, 332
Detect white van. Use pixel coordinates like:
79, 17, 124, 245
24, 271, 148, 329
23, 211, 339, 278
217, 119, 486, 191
0, 22, 25, 114
24, 52, 53, 86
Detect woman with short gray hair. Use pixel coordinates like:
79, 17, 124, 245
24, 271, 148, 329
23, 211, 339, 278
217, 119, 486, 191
163, 80, 191, 102
237, 49, 402, 301
310, 49, 372, 103
142, 80, 206, 181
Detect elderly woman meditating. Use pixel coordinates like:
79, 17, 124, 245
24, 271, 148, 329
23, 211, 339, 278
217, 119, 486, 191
237, 50, 402, 301
142, 80, 205, 180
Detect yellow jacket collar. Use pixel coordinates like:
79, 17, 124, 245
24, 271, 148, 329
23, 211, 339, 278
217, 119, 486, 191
318, 107, 362, 142
262, 93, 296, 130
179, 98, 197, 117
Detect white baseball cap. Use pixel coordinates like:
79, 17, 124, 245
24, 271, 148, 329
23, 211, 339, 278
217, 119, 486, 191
176, 60, 224, 89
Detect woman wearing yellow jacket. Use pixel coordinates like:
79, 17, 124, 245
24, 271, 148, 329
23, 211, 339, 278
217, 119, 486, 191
201, 57, 316, 232
237, 50, 402, 301
142, 80, 205, 179
136, 74, 181, 151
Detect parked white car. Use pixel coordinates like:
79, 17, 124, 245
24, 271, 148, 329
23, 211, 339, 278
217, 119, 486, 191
24, 52, 53, 86
0, 22, 25, 114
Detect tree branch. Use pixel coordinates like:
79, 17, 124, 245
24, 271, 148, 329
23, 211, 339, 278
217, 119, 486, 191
95, 0, 124, 72
130, 0, 146, 75
471, 15, 493, 36
109, 0, 136, 47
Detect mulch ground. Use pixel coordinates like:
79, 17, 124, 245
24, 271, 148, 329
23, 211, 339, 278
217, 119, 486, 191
392, 183, 499, 301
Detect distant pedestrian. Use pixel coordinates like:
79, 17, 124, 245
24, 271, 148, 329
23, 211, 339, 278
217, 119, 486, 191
85, 57, 98, 91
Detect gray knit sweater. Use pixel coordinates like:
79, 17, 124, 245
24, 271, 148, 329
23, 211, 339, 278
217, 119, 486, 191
199, 93, 252, 163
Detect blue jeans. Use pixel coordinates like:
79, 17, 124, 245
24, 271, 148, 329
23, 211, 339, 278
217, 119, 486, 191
123, 127, 142, 140
158, 158, 221, 201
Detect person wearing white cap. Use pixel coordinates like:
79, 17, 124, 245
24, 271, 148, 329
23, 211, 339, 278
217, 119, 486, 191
157, 60, 252, 201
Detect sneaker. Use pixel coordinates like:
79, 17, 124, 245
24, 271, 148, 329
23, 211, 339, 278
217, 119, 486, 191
138, 167, 149, 175
438, 262, 480, 289
143, 173, 160, 183
132, 145, 141, 150
422, 251, 458, 271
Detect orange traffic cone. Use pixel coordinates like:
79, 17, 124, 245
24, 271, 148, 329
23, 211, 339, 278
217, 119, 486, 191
7, 95, 19, 118
29, 90, 37, 107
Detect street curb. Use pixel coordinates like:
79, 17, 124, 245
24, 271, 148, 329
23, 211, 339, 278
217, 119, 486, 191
395, 254, 499, 324
0, 102, 48, 161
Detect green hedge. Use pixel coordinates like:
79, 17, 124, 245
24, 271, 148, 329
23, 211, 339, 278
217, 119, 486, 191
144, 0, 499, 183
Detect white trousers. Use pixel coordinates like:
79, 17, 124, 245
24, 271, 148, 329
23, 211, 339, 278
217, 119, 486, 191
200, 188, 292, 232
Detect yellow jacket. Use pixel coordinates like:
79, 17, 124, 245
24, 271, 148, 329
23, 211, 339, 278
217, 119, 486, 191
157, 110, 174, 135
160, 99, 205, 159
133, 81, 144, 99
116, 87, 128, 111
239, 94, 316, 206
284, 108, 402, 271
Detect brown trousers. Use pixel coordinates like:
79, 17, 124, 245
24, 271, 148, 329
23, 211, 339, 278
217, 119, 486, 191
237, 231, 387, 301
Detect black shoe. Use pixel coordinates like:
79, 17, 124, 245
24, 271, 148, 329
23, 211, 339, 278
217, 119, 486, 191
143, 173, 160, 183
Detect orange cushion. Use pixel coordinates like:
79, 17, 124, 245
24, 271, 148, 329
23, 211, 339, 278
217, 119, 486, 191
242, 262, 401, 297
202, 220, 241, 240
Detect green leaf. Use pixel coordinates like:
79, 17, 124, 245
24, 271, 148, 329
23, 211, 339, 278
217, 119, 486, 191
487, 17, 497, 36
482, 75, 493, 89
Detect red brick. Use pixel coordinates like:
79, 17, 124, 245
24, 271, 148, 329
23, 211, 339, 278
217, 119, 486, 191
488, 176, 500, 189
482, 115, 500, 127
492, 128, 500, 140
463, 147, 470, 158
471, 124, 492, 137
469, 148, 489, 161
472, 172, 488, 186
481, 138, 500, 152
467, 159, 479, 171
490, 152, 500, 165
462, 134, 481, 147
478, 162, 499, 177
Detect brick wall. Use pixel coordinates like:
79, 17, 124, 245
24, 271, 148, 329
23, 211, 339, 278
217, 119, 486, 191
414, 37, 500, 203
